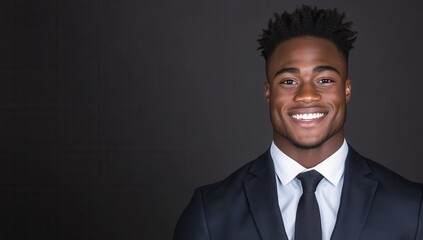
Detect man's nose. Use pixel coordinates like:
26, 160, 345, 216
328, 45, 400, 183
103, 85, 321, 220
294, 83, 321, 104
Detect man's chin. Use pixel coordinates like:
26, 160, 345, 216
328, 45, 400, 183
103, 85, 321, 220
287, 136, 328, 150
291, 140, 325, 150
287, 129, 343, 150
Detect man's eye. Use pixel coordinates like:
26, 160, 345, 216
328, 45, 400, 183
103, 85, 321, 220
318, 79, 334, 84
281, 79, 297, 85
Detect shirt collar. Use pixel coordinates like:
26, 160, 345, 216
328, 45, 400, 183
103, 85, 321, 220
271, 139, 348, 186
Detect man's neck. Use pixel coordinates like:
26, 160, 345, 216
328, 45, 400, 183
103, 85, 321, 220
273, 132, 345, 168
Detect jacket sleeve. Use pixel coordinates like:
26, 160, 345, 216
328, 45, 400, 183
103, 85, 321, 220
416, 185, 423, 240
174, 189, 210, 240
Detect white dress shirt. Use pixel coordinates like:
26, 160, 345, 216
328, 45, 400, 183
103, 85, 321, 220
271, 140, 348, 240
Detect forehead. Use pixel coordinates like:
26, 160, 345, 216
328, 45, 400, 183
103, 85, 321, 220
266, 36, 347, 79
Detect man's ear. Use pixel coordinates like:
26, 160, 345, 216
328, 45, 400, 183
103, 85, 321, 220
264, 81, 270, 103
345, 79, 351, 103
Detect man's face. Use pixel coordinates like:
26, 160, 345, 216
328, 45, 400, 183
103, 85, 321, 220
265, 36, 351, 150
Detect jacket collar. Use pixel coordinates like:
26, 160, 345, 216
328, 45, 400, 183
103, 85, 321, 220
330, 146, 378, 240
243, 146, 378, 240
243, 150, 289, 240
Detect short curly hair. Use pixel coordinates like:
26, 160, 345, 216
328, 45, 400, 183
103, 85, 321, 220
257, 5, 358, 61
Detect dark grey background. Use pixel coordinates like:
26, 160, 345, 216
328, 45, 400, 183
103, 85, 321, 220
1, 0, 422, 239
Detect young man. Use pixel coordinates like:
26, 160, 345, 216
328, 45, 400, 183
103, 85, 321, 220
174, 6, 423, 240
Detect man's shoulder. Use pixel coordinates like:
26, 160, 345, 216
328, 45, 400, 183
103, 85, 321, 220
369, 158, 422, 191
349, 147, 422, 194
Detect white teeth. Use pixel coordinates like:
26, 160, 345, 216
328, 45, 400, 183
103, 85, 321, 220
292, 113, 325, 121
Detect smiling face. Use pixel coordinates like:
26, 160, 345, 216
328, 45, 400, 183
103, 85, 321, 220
265, 36, 351, 157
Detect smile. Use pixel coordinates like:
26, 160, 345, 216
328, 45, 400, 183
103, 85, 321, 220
291, 113, 325, 121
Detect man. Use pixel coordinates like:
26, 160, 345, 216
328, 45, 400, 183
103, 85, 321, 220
174, 5, 423, 240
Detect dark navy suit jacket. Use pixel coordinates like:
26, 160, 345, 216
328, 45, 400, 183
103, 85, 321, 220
174, 147, 423, 240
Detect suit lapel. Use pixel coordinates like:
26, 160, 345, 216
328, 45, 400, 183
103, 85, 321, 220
243, 151, 288, 240
330, 147, 378, 240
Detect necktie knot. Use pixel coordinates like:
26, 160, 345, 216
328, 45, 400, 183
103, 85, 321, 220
297, 170, 324, 193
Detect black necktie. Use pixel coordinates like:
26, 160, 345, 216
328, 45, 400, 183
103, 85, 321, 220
295, 170, 324, 240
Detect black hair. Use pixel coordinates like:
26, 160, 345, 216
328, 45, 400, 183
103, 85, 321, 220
257, 5, 357, 61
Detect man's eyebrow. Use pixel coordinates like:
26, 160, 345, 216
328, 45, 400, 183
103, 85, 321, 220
274, 67, 299, 77
274, 65, 341, 77
313, 65, 340, 75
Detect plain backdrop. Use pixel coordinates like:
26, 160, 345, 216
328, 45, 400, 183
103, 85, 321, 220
1, 0, 422, 239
